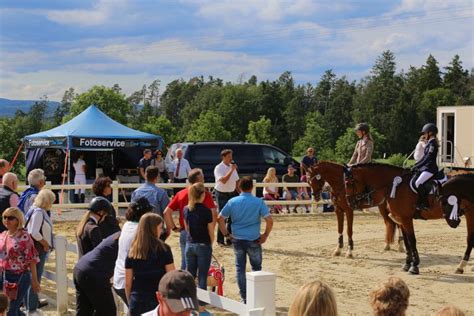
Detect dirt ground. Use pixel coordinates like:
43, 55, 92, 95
40, 212, 473, 315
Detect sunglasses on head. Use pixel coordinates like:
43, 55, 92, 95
3, 216, 17, 221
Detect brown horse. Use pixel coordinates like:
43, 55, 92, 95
306, 161, 403, 258
439, 173, 474, 274
344, 163, 474, 275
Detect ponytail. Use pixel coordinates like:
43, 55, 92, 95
187, 183, 206, 211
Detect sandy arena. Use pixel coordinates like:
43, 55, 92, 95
41, 211, 473, 315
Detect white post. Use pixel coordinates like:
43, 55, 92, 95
246, 271, 276, 316
45, 181, 52, 189
252, 180, 257, 196
112, 180, 119, 210
55, 236, 69, 314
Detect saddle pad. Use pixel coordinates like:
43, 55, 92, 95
409, 175, 448, 194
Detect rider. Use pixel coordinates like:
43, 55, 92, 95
348, 123, 374, 166
412, 123, 439, 211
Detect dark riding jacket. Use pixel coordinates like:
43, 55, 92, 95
413, 138, 438, 174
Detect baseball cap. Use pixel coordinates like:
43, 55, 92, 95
159, 270, 198, 313
288, 164, 296, 170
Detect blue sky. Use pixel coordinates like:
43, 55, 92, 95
0, 0, 472, 100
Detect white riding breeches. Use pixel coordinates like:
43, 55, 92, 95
74, 174, 86, 194
415, 171, 433, 188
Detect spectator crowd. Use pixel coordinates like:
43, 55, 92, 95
0, 145, 467, 316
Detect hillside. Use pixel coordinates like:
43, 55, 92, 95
0, 98, 60, 117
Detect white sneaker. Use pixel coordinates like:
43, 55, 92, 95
27, 310, 44, 316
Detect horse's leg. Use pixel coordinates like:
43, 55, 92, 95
397, 226, 405, 253
455, 212, 474, 274
333, 206, 344, 256
378, 204, 396, 251
401, 226, 412, 272
402, 219, 420, 275
346, 208, 354, 258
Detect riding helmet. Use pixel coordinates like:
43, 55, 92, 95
355, 123, 370, 133
421, 123, 438, 135
88, 196, 112, 213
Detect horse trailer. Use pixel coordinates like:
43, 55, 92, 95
437, 105, 474, 171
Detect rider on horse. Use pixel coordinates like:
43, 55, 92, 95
411, 123, 439, 211
349, 123, 374, 166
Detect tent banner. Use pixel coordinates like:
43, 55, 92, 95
71, 137, 159, 149
25, 137, 68, 148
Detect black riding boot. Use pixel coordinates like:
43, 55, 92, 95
73, 194, 79, 203
416, 185, 428, 211
80, 193, 85, 203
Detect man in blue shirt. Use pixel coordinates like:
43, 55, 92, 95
300, 147, 318, 177
218, 176, 273, 303
132, 166, 170, 238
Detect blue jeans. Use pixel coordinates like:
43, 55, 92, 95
185, 243, 212, 290
232, 239, 262, 302
26, 251, 48, 311
129, 291, 157, 316
179, 230, 187, 270
0, 271, 31, 316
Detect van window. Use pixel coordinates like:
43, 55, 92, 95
188, 146, 222, 165
232, 146, 262, 164
262, 146, 287, 165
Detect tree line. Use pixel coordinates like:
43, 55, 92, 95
1, 50, 472, 173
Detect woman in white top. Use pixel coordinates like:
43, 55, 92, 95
113, 197, 153, 306
263, 167, 282, 214
413, 135, 427, 162
73, 153, 87, 203
25, 189, 55, 314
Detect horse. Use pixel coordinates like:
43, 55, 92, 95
306, 161, 403, 258
439, 173, 474, 274
343, 163, 474, 275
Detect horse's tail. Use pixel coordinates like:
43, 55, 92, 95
379, 203, 397, 245
386, 218, 397, 245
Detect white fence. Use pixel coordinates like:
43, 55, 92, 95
46, 235, 276, 315
19, 181, 332, 213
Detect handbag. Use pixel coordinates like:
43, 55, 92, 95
3, 273, 22, 301
1, 237, 23, 301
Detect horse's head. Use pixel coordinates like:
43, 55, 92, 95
305, 164, 325, 201
438, 188, 462, 229
343, 164, 366, 209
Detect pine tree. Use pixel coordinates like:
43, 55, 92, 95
443, 55, 470, 104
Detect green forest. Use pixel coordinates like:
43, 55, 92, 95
1, 50, 473, 172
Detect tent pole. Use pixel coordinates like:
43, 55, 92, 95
67, 149, 71, 202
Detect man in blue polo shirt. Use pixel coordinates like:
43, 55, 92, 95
217, 176, 273, 303
132, 166, 169, 240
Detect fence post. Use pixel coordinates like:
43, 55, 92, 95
252, 180, 257, 196
112, 180, 119, 210
246, 271, 276, 316
55, 236, 69, 314
45, 181, 52, 189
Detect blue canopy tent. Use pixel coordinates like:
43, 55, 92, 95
24, 105, 163, 185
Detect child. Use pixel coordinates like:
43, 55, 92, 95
0, 293, 8, 316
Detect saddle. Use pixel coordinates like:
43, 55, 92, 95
409, 169, 447, 195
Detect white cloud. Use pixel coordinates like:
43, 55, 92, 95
190, 0, 350, 23
0, 39, 272, 100
1, 0, 472, 100
392, 0, 471, 13
45, 0, 127, 26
